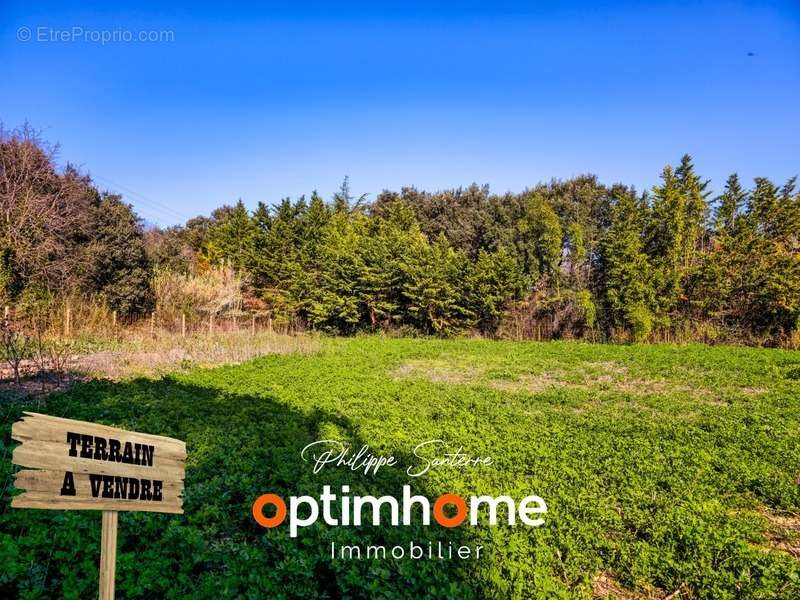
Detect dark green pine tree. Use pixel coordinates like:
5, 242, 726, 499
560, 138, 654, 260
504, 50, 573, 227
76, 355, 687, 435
262, 198, 302, 291
204, 200, 257, 270
675, 154, 711, 268
286, 192, 332, 322
715, 174, 747, 234
741, 177, 800, 335
401, 233, 472, 335
465, 247, 526, 333
691, 174, 749, 319
647, 165, 685, 317
306, 210, 365, 332
599, 190, 656, 341
748, 177, 781, 237
357, 201, 415, 328
776, 177, 800, 243
247, 201, 272, 292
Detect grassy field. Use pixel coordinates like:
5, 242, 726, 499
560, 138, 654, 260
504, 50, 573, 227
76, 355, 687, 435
2, 337, 800, 599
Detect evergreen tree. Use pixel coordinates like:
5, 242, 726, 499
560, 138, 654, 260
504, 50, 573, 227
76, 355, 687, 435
740, 177, 800, 335
691, 174, 750, 319
647, 166, 685, 317
357, 202, 415, 328
675, 154, 711, 268
247, 201, 272, 291
599, 190, 655, 341
466, 248, 526, 333
204, 200, 257, 270
333, 176, 368, 214
749, 177, 780, 235
307, 211, 364, 332
776, 177, 800, 244
401, 233, 472, 335
260, 197, 304, 312
715, 174, 746, 234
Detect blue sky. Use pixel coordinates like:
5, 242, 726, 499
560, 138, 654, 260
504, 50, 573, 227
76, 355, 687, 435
1, 1, 798, 226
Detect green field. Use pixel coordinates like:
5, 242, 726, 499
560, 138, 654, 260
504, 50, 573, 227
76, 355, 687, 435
2, 337, 800, 599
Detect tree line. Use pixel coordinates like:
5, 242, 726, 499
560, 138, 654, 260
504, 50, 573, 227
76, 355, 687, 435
2, 126, 798, 344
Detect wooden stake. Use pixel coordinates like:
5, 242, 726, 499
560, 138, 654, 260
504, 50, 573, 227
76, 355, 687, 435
150, 312, 155, 337
64, 306, 71, 337
111, 310, 117, 328
251, 314, 256, 335
99, 510, 118, 600
3, 305, 8, 319
181, 313, 186, 337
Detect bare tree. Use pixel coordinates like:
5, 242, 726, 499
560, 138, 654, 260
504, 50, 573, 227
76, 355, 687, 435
0, 317, 31, 385
0, 124, 96, 299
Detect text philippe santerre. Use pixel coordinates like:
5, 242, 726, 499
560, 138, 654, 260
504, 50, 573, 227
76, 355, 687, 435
249, 440, 547, 560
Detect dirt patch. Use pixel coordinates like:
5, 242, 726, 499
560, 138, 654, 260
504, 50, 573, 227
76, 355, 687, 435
393, 360, 483, 385
593, 572, 638, 599
0, 332, 317, 394
592, 572, 680, 599
393, 359, 726, 406
496, 364, 716, 402
584, 361, 629, 376
763, 512, 800, 559
612, 377, 696, 396
739, 386, 767, 397
487, 361, 626, 394
488, 372, 565, 393
0, 372, 86, 399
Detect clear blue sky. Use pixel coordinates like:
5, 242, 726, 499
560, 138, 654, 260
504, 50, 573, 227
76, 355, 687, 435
1, 1, 798, 226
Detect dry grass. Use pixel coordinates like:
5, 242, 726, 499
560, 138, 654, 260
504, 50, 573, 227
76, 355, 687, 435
152, 264, 245, 322
392, 360, 485, 385
488, 372, 564, 393
762, 512, 800, 559
593, 572, 643, 599
388, 356, 759, 419
0, 329, 318, 394
592, 571, 683, 599
392, 358, 725, 403
78, 329, 318, 379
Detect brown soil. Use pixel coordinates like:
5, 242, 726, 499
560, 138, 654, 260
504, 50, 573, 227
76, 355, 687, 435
592, 571, 682, 599
763, 512, 800, 559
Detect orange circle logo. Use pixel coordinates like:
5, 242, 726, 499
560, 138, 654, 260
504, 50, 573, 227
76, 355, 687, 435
252, 493, 287, 528
433, 493, 467, 527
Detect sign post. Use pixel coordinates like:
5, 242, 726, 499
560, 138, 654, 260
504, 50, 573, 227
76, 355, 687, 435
11, 412, 186, 599
100, 511, 118, 600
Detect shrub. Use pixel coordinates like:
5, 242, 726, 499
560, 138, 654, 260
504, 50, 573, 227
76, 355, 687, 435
576, 289, 596, 330
625, 303, 653, 342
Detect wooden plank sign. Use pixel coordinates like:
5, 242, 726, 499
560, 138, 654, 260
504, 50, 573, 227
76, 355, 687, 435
10, 412, 187, 600
11, 412, 185, 513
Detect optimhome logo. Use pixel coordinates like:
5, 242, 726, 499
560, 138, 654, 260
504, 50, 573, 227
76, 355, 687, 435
252, 484, 547, 540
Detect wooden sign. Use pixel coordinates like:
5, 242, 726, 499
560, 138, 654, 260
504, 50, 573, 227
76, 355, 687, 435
12, 412, 185, 512
11, 412, 186, 599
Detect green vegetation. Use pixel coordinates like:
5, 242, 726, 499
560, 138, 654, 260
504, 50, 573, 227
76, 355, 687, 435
2, 337, 799, 598
0, 126, 153, 315
3, 127, 799, 345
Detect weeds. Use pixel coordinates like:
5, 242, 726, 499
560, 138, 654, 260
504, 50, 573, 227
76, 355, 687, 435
2, 337, 799, 598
